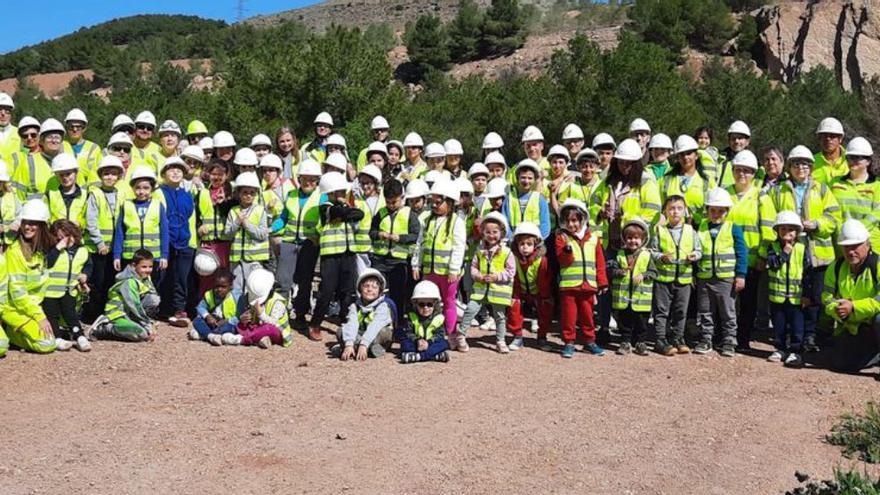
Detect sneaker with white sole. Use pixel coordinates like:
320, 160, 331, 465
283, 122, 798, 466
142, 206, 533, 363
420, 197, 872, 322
784, 352, 803, 368
479, 317, 495, 331
767, 350, 784, 362
456, 334, 469, 353
55, 338, 74, 351
75, 335, 92, 352
221, 333, 242, 345
402, 352, 420, 363
206, 334, 223, 346
187, 329, 200, 341
508, 336, 524, 351
88, 315, 109, 340
257, 336, 272, 349
496, 340, 510, 354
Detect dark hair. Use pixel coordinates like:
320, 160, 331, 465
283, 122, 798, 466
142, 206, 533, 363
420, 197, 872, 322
663, 194, 687, 208
207, 160, 233, 197
607, 157, 646, 189
131, 249, 154, 264
214, 268, 233, 284
761, 146, 784, 163
17, 220, 54, 259
694, 126, 713, 141
383, 179, 404, 199
50, 219, 82, 246
666, 148, 709, 182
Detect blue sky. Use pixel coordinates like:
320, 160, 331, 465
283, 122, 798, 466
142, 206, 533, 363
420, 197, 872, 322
0, 0, 319, 54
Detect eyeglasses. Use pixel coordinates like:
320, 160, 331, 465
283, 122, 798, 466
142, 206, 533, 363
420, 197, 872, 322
21, 132, 38, 139
0, 108, 11, 115
417, 302, 435, 309
790, 162, 813, 169
42, 134, 63, 141
110, 146, 131, 153
67, 123, 84, 130
136, 124, 155, 131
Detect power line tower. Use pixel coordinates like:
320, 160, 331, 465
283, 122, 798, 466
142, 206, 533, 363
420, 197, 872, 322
236, 0, 245, 22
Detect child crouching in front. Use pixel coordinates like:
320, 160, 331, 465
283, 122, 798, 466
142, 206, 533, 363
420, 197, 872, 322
188, 268, 242, 345
332, 269, 395, 360
90, 249, 160, 342
400, 280, 450, 363
220, 268, 292, 349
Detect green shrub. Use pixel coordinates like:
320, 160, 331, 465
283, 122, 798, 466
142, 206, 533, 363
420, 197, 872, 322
828, 402, 880, 463
785, 469, 880, 495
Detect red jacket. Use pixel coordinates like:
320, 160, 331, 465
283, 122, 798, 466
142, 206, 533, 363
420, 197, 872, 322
513, 253, 553, 299
555, 229, 608, 293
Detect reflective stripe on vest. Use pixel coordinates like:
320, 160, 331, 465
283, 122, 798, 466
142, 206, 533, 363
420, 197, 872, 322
282, 190, 321, 243
516, 257, 541, 296
507, 191, 541, 230
611, 249, 653, 312
654, 224, 694, 284
0, 192, 17, 246
773, 181, 839, 265
86, 186, 121, 252
767, 241, 805, 304
559, 234, 598, 288
122, 200, 162, 259
45, 247, 89, 298
204, 290, 238, 320
352, 196, 382, 253
319, 203, 356, 256
47, 188, 87, 226
373, 206, 412, 259
697, 221, 735, 279
196, 188, 229, 242
229, 205, 269, 263
4, 241, 47, 303
266, 293, 291, 346
471, 246, 513, 306
408, 312, 445, 340
421, 215, 458, 275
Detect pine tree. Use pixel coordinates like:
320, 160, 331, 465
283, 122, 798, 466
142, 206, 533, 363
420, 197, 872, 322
448, 0, 484, 63
479, 0, 527, 59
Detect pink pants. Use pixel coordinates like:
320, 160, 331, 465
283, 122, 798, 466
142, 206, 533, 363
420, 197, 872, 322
236, 322, 284, 346
425, 272, 459, 335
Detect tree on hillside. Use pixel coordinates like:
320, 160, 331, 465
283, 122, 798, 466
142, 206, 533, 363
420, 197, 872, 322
404, 15, 451, 81
628, 0, 735, 56
479, 0, 528, 58
448, 0, 484, 63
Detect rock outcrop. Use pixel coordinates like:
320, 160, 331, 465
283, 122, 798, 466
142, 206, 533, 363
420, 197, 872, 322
755, 0, 880, 91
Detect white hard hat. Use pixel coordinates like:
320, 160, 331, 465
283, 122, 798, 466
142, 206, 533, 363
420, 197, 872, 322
468, 162, 490, 178
97, 155, 124, 172
194, 249, 220, 277
181, 145, 205, 163
547, 144, 570, 160
234, 148, 259, 167
484, 177, 508, 199
323, 153, 348, 172
403, 132, 424, 148
622, 218, 650, 241
430, 178, 459, 202
424, 142, 446, 158
386, 140, 404, 155
454, 176, 474, 195
51, 153, 79, 173
198, 136, 214, 150
614, 138, 643, 161
484, 151, 506, 167
326, 133, 347, 149
575, 148, 599, 162
108, 132, 133, 148
128, 166, 157, 185
592, 132, 616, 149
319, 171, 349, 194
111, 114, 134, 131
648, 133, 673, 150
846, 137, 873, 157
629, 118, 651, 133
64, 108, 88, 124
705, 187, 733, 208
17, 116, 40, 132
482, 131, 504, 150
731, 150, 759, 171
357, 268, 386, 291
233, 171, 260, 190
135, 111, 157, 127
370, 115, 389, 130
366, 141, 388, 158
359, 164, 382, 183
250, 133, 272, 148
773, 210, 803, 230
0, 92, 14, 109
838, 218, 870, 246
515, 158, 541, 177
444, 139, 463, 156
513, 221, 542, 240
481, 211, 509, 234
521, 125, 544, 143
404, 178, 429, 199
259, 154, 283, 170
246, 268, 275, 306
411, 280, 441, 301
787, 145, 814, 163
213, 130, 236, 148
562, 123, 584, 141
558, 198, 589, 218
298, 159, 322, 177
40, 118, 65, 136
674, 135, 699, 155
314, 111, 334, 126
0, 160, 9, 182
161, 156, 187, 174
816, 117, 844, 136
423, 169, 444, 184
19, 199, 50, 223
158, 120, 181, 136
727, 120, 751, 137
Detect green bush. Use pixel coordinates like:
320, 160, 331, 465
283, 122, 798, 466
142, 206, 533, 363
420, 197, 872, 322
404, 15, 451, 79
785, 469, 880, 495
479, 0, 528, 58
828, 401, 880, 463
628, 0, 735, 56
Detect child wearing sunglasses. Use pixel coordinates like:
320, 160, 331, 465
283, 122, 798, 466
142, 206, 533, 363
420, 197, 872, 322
400, 280, 450, 363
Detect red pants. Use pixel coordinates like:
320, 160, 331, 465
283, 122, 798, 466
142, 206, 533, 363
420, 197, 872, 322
237, 322, 284, 346
507, 293, 553, 338
559, 290, 597, 344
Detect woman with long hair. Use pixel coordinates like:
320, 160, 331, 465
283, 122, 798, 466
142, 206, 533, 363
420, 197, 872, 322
275, 126, 300, 183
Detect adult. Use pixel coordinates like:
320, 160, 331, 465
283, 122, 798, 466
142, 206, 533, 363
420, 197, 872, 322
760, 146, 786, 192
185, 120, 209, 146
356, 115, 390, 171
110, 114, 136, 138
132, 111, 162, 173
714, 120, 751, 189
62, 108, 103, 185
300, 111, 333, 163
106, 132, 134, 189
829, 137, 880, 252
813, 117, 847, 185
444, 139, 465, 178
561, 123, 585, 160
275, 126, 300, 181
0, 92, 18, 163
10, 118, 64, 200
401, 132, 426, 181
822, 219, 880, 374
628, 118, 651, 158
386, 140, 404, 179
250, 134, 272, 160
591, 132, 616, 179
8, 117, 40, 172
157, 120, 182, 159
659, 135, 713, 227
363, 142, 389, 182
521, 125, 549, 178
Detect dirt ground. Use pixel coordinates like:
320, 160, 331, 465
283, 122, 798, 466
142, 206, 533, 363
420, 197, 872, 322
1, 324, 877, 495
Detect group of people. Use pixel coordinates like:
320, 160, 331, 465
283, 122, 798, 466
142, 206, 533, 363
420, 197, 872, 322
0, 90, 878, 373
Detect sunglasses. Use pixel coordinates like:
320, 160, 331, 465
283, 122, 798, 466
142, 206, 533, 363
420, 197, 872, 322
315, 124, 330, 129
21, 132, 38, 139
417, 302, 435, 309
110, 146, 131, 153
67, 123, 85, 130
136, 124, 155, 131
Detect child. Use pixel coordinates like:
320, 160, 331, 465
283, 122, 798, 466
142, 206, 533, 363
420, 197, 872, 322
556, 198, 608, 358
0, 160, 20, 252
258, 153, 292, 272
158, 157, 195, 327
646, 134, 673, 180
351, 165, 385, 273
458, 211, 515, 353
400, 280, 450, 363
83, 156, 125, 322
46, 153, 87, 226
761, 211, 810, 367
221, 268, 292, 348
650, 195, 700, 355
332, 269, 395, 360
43, 220, 92, 351
195, 161, 233, 294
507, 221, 553, 351
113, 166, 168, 287
223, 171, 269, 290
90, 249, 160, 342
468, 163, 490, 210
694, 188, 748, 357
505, 159, 551, 239
609, 218, 657, 355
189, 268, 242, 345
370, 179, 420, 321
404, 179, 431, 226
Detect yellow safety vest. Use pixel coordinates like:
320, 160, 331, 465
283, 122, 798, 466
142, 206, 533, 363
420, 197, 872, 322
265, 292, 292, 346
697, 221, 736, 279
507, 190, 541, 230
821, 255, 880, 335
516, 256, 542, 296
559, 234, 599, 289
591, 174, 662, 246
45, 246, 89, 298
46, 187, 87, 227
654, 223, 695, 285
121, 199, 162, 260
282, 190, 321, 243
205, 289, 238, 320
229, 204, 269, 263
471, 246, 513, 307
660, 173, 714, 226
352, 195, 384, 253
3, 240, 48, 318
106, 276, 155, 321
86, 185, 124, 253
10, 152, 52, 200
195, 188, 229, 242
830, 176, 880, 253
767, 241, 805, 305
63, 140, 103, 185
812, 148, 848, 185
408, 312, 445, 340
772, 180, 840, 266
727, 185, 777, 267
319, 202, 357, 256
0, 191, 18, 246
421, 215, 459, 275
612, 249, 653, 312
373, 206, 413, 259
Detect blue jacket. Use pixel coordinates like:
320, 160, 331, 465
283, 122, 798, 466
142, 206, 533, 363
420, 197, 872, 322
160, 184, 195, 250
502, 190, 551, 239
708, 222, 749, 278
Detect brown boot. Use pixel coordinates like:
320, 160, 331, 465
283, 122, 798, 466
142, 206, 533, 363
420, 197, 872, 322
308, 327, 323, 341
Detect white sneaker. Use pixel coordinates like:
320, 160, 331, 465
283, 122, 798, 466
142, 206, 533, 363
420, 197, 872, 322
221, 333, 242, 345
496, 340, 510, 354
187, 329, 200, 341
55, 338, 74, 351
75, 335, 92, 352
479, 317, 495, 331
257, 336, 272, 349
456, 334, 469, 353
206, 334, 223, 346
767, 350, 784, 362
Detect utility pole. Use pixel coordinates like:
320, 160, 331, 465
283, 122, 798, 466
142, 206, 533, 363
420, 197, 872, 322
236, 0, 245, 22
